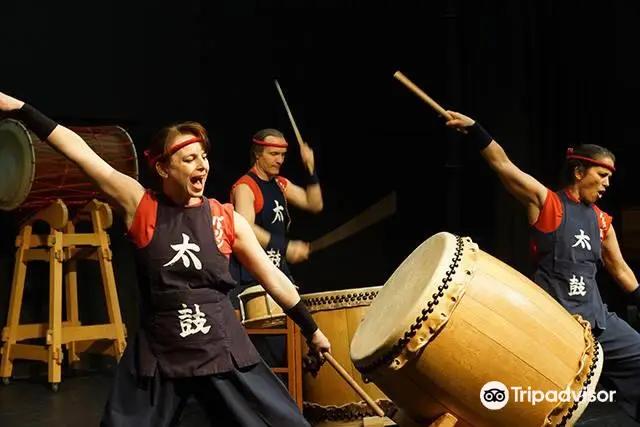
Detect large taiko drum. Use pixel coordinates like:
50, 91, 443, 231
300, 287, 397, 426
349, 232, 603, 427
0, 118, 139, 214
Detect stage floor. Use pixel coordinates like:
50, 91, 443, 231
0, 369, 638, 427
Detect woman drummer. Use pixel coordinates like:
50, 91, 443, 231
445, 111, 640, 420
0, 91, 331, 427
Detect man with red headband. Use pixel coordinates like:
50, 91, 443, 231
228, 128, 323, 367
445, 110, 640, 421
229, 128, 323, 289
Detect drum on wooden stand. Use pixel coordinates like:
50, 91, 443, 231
0, 118, 139, 216
237, 284, 287, 329
350, 232, 603, 427
300, 287, 397, 426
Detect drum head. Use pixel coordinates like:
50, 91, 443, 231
350, 232, 459, 367
0, 119, 35, 211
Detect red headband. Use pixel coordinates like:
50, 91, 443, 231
144, 136, 204, 169
252, 137, 288, 148
566, 148, 616, 172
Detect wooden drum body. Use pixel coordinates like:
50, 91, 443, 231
301, 287, 396, 426
237, 285, 286, 329
0, 118, 139, 214
350, 232, 603, 427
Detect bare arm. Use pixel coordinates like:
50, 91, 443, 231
286, 141, 323, 213
231, 211, 331, 352
231, 211, 300, 308
0, 93, 144, 227
446, 111, 548, 224
284, 180, 323, 213
602, 225, 639, 293
231, 184, 272, 247
47, 126, 145, 226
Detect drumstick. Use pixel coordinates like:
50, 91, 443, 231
323, 352, 386, 418
274, 79, 304, 148
309, 192, 396, 254
393, 71, 453, 121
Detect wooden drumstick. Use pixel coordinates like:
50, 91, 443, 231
274, 79, 304, 148
393, 71, 453, 121
322, 352, 387, 418
309, 192, 396, 254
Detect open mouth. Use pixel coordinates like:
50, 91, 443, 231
190, 175, 205, 190
597, 190, 605, 199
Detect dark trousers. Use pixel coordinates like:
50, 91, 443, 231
596, 311, 640, 421
100, 336, 309, 427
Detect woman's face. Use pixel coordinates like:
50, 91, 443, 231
158, 134, 209, 205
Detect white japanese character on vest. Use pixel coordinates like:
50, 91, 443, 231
163, 233, 202, 270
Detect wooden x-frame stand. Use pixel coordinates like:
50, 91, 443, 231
0, 199, 127, 390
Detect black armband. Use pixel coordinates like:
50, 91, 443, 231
268, 234, 289, 256
12, 103, 58, 141
285, 300, 318, 340
465, 122, 493, 151
630, 286, 640, 306
307, 170, 320, 186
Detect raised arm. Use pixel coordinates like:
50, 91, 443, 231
446, 110, 548, 224
285, 141, 323, 213
231, 211, 330, 352
284, 179, 323, 213
0, 92, 145, 226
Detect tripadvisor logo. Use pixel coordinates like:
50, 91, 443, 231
480, 381, 615, 410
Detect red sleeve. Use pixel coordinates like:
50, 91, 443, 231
209, 199, 235, 256
592, 205, 613, 241
231, 175, 263, 213
276, 176, 288, 193
127, 190, 158, 248
532, 189, 563, 233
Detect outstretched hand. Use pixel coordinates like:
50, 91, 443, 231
0, 92, 25, 112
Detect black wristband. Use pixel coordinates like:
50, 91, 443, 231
284, 300, 318, 340
307, 170, 320, 185
12, 103, 58, 141
630, 286, 640, 306
465, 122, 493, 151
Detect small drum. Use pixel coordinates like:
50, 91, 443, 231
0, 118, 139, 214
237, 284, 286, 329
350, 232, 603, 427
300, 287, 397, 427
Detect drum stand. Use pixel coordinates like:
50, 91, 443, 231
0, 199, 127, 391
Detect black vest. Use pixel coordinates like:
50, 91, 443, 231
235, 171, 293, 283
134, 195, 261, 378
531, 191, 608, 330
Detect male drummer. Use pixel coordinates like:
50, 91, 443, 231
444, 110, 640, 421
229, 128, 324, 365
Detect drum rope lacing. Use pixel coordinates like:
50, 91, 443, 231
303, 290, 379, 308
302, 399, 396, 422
556, 339, 600, 426
357, 235, 465, 374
